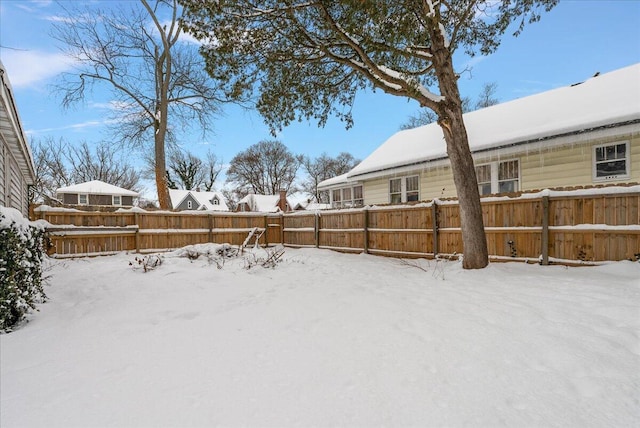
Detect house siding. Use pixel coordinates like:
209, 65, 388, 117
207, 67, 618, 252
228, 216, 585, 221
9, 157, 23, 212
360, 133, 639, 205
0, 143, 29, 215
0, 143, 5, 207
176, 194, 199, 210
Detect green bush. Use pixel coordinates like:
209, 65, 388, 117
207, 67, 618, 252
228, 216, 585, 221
0, 208, 47, 332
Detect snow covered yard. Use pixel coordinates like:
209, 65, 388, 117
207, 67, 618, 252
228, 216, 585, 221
1, 246, 639, 428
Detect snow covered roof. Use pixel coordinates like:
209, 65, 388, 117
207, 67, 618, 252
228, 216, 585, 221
317, 173, 350, 189
347, 63, 640, 179
169, 189, 229, 211
237, 193, 289, 213
56, 180, 139, 197
293, 200, 332, 210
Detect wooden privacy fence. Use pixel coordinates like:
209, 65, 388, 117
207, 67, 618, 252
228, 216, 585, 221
36, 188, 640, 263
284, 189, 640, 263
38, 210, 284, 258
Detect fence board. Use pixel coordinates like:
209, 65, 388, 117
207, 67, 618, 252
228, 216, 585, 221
38, 188, 640, 263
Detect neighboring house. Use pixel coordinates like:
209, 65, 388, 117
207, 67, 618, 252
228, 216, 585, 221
293, 199, 332, 211
56, 180, 139, 208
0, 60, 35, 217
169, 189, 228, 211
319, 64, 640, 207
236, 190, 292, 213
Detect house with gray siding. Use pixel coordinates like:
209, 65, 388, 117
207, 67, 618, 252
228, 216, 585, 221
169, 189, 228, 211
56, 180, 139, 208
0, 60, 35, 218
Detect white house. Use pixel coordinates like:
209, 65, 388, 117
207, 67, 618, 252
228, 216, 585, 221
56, 180, 139, 208
169, 189, 228, 211
0, 60, 35, 217
236, 190, 292, 213
319, 63, 640, 207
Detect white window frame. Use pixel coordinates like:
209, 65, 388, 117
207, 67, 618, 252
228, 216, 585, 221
592, 141, 630, 182
331, 189, 342, 207
353, 185, 364, 207
78, 194, 88, 205
475, 160, 520, 195
112, 195, 122, 206
187, 200, 193, 209
389, 175, 420, 204
330, 185, 364, 208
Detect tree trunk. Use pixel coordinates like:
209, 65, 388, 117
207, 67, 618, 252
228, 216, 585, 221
430, 24, 489, 269
154, 127, 171, 210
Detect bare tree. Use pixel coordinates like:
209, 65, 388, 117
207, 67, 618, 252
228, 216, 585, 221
302, 152, 359, 202
226, 140, 302, 195
30, 138, 141, 204
165, 149, 223, 190
400, 83, 497, 130
180, 1, 557, 268
30, 137, 71, 204
475, 82, 499, 109
51, 0, 225, 208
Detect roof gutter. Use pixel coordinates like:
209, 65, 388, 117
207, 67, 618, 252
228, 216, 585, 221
347, 119, 640, 180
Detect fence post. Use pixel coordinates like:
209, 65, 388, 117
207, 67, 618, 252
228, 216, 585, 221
208, 214, 213, 243
431, 200, 439, 257
280, 213, 285, 244
541, 195, 550, 265
264, 215, 269, 247
314, 212, 320, 248
134, 212, 140, 253
363, 207, 369, 254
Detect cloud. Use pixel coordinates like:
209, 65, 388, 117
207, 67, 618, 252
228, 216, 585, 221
1, 49, 73, 88
25, 118, 120, 136
14, 0, 53, 13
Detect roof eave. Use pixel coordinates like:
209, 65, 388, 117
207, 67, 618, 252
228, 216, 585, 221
347, 119, 640, 180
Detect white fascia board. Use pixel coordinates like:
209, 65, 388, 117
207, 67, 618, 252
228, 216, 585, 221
348, 122, 640, 181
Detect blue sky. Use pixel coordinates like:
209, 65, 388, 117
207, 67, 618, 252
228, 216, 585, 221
1, 0, 640, 197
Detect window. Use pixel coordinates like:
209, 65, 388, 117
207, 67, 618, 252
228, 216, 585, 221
332, 189, 341, 207
330, 185, 364, 208
353, 185, 364, 206
594, 142, 629, 181
389, 178, 402, 203
476, 164, 492, 195
113, 195, 122, 206
211, 197, 219, 205
342, 187, 352, 206
389, 176, 419, 203
475, 160, 519, 195
498, 160, 519, 193
406, 176, 419, 201
78, 194, 88, 205
187, 200, 193, 209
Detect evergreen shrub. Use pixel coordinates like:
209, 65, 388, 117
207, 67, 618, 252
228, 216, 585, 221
0, 208, 47, 332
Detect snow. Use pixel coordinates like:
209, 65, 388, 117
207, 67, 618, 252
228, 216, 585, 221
237, 193, 290, 213
347, 63, 640, 178
2, 246, 639, 427
55, 180, 140, 197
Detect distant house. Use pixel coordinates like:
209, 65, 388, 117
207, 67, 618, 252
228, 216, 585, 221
0, 60, 35, 217
293, 199, 331, 211
169, 189, 228, 211
319, 64, 640, 207
236, 190, 292, 213
56, 180, 139, 208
